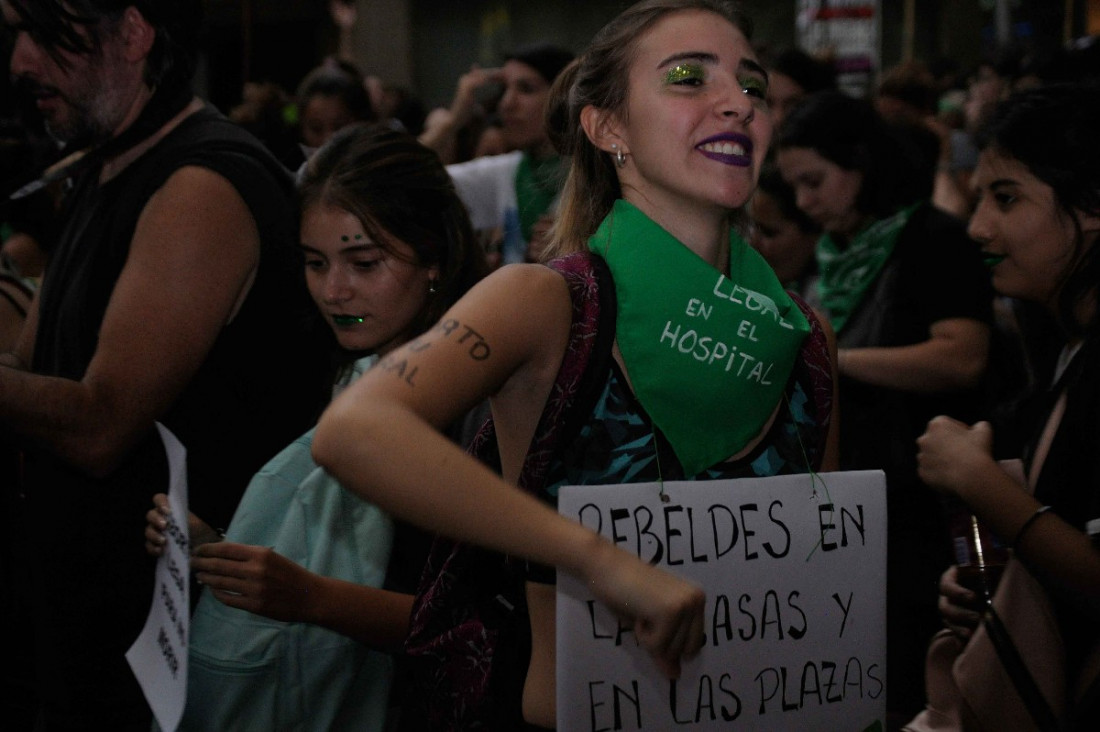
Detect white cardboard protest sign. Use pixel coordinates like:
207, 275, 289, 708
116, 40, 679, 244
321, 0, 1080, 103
557, 470, 887, 731
126, 423, 190, 732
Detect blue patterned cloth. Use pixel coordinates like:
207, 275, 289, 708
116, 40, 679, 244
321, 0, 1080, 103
543, 355, 824, 497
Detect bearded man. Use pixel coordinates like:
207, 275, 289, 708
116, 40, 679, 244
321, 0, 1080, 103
0, 2, 329, 727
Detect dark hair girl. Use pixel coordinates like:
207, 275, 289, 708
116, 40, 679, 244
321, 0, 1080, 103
914, 83, 1100, 729
313, 1, 838, 728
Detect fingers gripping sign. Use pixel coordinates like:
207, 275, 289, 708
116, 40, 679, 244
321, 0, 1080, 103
126, 424, 191, 732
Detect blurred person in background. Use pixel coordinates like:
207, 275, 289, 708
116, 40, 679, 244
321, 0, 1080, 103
777, 89, 993, 727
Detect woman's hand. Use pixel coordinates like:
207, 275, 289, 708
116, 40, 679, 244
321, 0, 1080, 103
144, 494, 171, 557
916, 416, 997, 499
938, 565, 983, 640
144, 493, 221, 557
417, 65, 504, 161
192, 542, 320, 623
583, 541, 706, 678
449, 65, 504, 124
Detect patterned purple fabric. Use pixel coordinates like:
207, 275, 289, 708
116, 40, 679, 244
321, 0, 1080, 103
402, 252, 603, 730
789, 292, 833, 465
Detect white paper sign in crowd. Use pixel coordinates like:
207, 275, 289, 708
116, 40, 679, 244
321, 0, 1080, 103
556, 470, 887, 731
126, 423, 190, 732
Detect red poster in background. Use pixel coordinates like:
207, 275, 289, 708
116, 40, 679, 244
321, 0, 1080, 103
797, 0, 880, 97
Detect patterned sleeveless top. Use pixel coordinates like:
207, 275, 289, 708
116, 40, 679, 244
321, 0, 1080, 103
402, 251, 832, 729
543, 354, 825, 497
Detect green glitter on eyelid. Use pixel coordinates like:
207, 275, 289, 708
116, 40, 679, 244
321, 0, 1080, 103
664, 63, 703, 85
741, 76, 767, 94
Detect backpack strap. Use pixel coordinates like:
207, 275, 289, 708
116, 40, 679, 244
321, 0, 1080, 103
465, 250, 616, 492
403, 251, 616, 729
788, 292, 834, 469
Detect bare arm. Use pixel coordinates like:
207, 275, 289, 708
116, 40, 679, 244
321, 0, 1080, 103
0, 290, 38, 370
0, 167, 259, 476
917, 416, 1100, 621
838, 317, 989, 393
0, 285, 27, 355
926, 115, 973, 219
418, 66, 503, 163
313, 264, 706, 676
932, 167, 973, 220
147, 495, 412, 649
191, 541, 414, 651
329, 0, 357, 63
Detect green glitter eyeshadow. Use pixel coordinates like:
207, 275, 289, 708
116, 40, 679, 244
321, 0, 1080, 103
665, 63, 703, 85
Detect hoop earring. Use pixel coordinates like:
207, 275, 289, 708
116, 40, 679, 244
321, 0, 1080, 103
611, 143, 627, 169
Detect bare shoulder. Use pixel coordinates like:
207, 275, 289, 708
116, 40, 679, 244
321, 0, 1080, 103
131, 165, 260, 272
322, 262, 573, 437
142, 165, 256, 228
449, 264, 573, 478
109, 165, 263, 347
479, 262, 572, 307
446, 262, 573, 357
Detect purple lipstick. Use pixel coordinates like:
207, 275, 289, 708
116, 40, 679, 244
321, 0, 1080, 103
696, 133, 753, 167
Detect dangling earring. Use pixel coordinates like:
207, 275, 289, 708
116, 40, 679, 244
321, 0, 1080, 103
611, 143, 627, 169
428, 277, 437, 295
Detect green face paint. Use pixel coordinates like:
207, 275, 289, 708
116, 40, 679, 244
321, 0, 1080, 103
664, 63, 704, 86
739, 74, 768, 100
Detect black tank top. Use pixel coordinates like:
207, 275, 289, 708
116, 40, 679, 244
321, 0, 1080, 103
18, 106, 330, 722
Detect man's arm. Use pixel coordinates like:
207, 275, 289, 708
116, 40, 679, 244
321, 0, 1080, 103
0, 284, 39, 370
837, 317, 990, 393
0, 166, 260, 476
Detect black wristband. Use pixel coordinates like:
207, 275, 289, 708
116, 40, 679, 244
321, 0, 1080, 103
1012, 505, 1052, 548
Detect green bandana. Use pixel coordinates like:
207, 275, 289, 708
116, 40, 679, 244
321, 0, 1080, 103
816, 203, 920, 332
590, 200, 810, 475
514, 153, 563, 242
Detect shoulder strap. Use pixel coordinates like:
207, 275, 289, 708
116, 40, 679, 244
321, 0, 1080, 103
788, 292, 834, 469
981, 604, 1063, 732
466, 251, 616, 492
521, 251, 616, 491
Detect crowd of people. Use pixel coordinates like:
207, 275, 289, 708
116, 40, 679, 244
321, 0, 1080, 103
1, 0, 1098, 730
